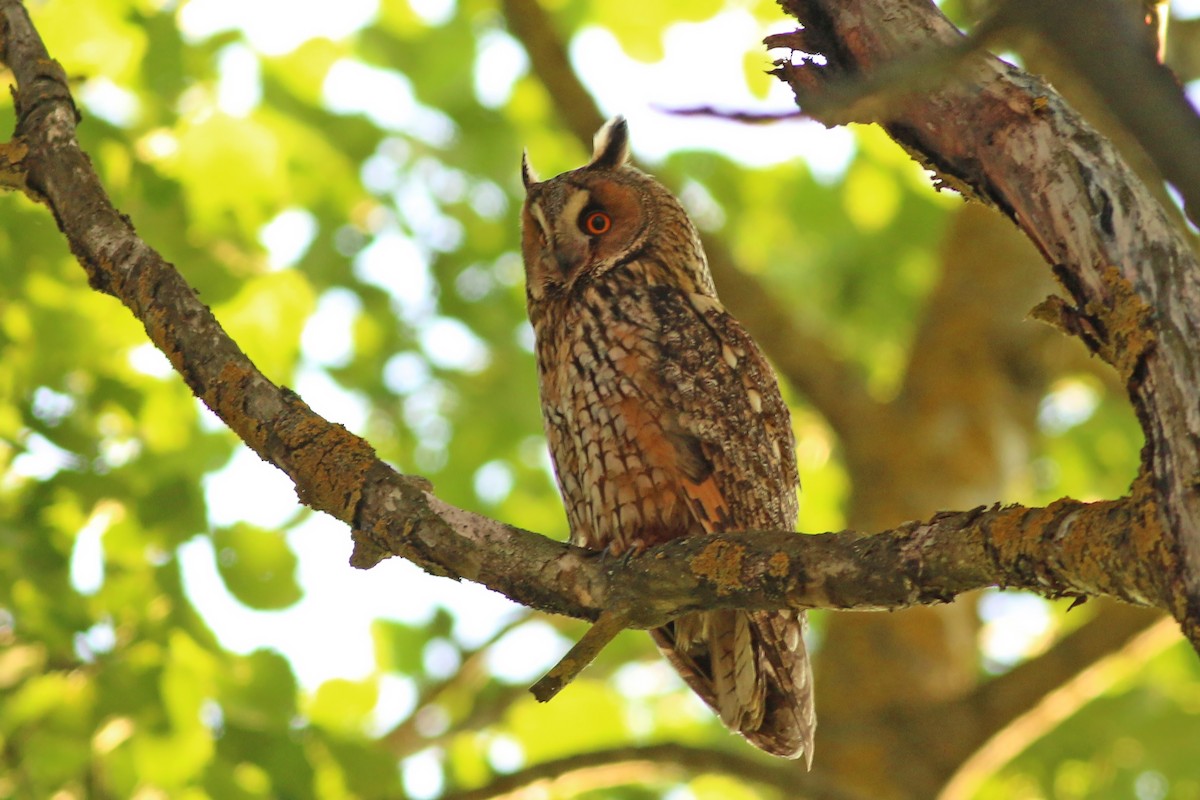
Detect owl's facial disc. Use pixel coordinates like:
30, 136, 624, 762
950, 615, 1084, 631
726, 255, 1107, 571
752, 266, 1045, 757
548, 189, 592, 274
524, 188, 593, 280
521, 169, 648, 306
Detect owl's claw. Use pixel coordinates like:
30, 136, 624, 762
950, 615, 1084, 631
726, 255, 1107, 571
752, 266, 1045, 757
621, 539, 647, 563
597, 537, 647, 564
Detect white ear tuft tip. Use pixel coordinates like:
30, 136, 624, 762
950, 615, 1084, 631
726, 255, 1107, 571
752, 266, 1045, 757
589, 115, 630, 169
521, 149, 540, 189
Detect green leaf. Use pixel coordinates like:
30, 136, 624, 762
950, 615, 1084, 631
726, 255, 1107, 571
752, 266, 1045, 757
372, 618, 431, 677
213, 269, 315, 382
212, 524, 302, 610
306, 678, 378, 736
503, 680, 630, 763
742, 48, 775, 100
217, 649, 298, 731
170, 113, 291, 240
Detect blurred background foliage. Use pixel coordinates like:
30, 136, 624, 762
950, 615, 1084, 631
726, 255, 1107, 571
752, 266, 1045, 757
0, 0, 1198, 798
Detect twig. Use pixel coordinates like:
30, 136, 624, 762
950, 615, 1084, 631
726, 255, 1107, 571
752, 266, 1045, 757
438, 741, 873, 800
664, 106, 806, 123
529, 610, 629, 702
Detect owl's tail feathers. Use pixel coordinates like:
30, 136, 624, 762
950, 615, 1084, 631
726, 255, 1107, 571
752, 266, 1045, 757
652, 609, 816, 767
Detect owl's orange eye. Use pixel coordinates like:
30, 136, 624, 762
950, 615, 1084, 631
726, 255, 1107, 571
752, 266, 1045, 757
582, 210, 611, 236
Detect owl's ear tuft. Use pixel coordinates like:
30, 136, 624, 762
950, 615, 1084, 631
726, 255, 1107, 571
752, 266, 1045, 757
589, 116, 630, 170
521, 149, 540, 191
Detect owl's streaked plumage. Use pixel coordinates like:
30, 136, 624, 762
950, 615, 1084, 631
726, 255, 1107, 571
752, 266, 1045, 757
520, 117, 815, 763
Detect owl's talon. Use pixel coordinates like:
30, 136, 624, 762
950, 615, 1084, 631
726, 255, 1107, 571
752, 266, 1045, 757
620, 539, 647, 563
596, 541, 624, 561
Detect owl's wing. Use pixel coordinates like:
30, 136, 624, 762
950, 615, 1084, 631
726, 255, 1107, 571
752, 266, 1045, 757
644, 286, 814, 763
648, 286, 799, 533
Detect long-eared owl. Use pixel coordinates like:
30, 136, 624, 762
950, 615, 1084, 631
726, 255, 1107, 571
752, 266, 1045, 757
520, 117, 815, 763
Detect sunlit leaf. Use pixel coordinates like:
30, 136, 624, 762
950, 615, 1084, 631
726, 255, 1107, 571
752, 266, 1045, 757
217, 649, 298, 730
372, 618, 431, 677
212, 524, 302, 610
307, 678, 378, 736
504, 680, 631, 763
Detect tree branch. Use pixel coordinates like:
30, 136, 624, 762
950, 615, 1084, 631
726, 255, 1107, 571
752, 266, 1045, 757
772, 0, 1200, 648
992, 0, 1200, 227
939, 605, 1178, 798
0, 0, 1180, 652
438, 741, 873, 800
500, 0, 881, 441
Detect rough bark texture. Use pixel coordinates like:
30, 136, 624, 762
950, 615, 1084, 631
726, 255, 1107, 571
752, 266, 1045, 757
772, 0, 1200, 645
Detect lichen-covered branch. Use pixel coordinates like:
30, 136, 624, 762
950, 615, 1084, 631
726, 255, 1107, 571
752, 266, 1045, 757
992, 0, 1200, 226
772, 0, 1200, 648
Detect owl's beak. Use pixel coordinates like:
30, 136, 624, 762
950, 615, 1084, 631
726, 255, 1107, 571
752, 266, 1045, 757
552, 235, 587, 274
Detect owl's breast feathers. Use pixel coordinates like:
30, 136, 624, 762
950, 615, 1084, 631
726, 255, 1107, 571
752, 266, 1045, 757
534, 264, 798, 553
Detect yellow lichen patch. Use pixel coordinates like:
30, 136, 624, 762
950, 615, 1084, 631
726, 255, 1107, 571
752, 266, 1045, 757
977, 503, 1039, 564
0, 140, 32, 195
1127, 473, 1171, 596
0, 139, 29, 164
690, 539, 747, 596
214, 361, 258, 437
1086, 266, 1156, 382
288, 406, 378, 519
767, 551, 791, 578
982, 494, 1164, 605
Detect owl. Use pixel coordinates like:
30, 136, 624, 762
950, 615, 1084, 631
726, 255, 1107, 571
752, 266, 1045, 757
520, 117, 815, 763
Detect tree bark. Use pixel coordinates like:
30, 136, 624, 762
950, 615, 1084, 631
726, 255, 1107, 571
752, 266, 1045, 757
772, 0, 1200, 647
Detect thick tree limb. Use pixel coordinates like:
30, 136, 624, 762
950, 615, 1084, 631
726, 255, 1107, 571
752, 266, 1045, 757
772, 0, 1200, 648
991, 0, 1200, 226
